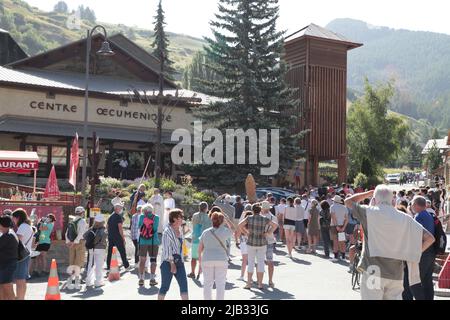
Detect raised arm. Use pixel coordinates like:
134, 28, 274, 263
345, 190, 374, 209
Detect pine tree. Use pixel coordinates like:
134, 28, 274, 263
183, 51, 220, 92
151, 0, 176, 80
186, 0, 303, 188
53, 1, 68, 14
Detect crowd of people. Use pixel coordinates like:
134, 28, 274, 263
0, 180, 448, 300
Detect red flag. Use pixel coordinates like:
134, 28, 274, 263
69, 133, 79, 188
44, 165, 60, 199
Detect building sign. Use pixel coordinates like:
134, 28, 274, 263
96, 107, 172, 122
0, 160, 39, 174
28, 100, 172, 122
30, 101, 77, 113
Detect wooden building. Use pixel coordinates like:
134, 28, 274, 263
284, 24, 362, 186
0, 33, 209, 188
0, 28, 27, 66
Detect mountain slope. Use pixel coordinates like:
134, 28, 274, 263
0, 0, 206, 77
327, 18, 450, 130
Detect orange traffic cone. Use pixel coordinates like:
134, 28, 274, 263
438, 255, 450, 289
108, 247, 121, 281
45, 259, 61, 300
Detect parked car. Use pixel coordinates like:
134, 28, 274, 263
385, 173, 401, 184
255, 187, 297, 202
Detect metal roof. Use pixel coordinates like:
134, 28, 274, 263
422, 137, 449, 155
285, 23, 362, 49
0, 28, 9, 34
0, 66, 218, 104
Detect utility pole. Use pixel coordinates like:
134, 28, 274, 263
154, 49, 164, 189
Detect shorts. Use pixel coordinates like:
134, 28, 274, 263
14, 256, 30, 280
240, 241, 248, 255
139, 245, 159, 262
191, 242, 199, 260
284, 225, 296, 231
69, 242, 86, 268
303, 219, 308, 229
266, 243, 275, 261
0, 261, 17, 284
36, 243, 51, 252
295, 220, 306, 234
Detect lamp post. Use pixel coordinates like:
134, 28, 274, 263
81, 25, 114, 201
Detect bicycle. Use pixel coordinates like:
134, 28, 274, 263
350, 227, 363, 290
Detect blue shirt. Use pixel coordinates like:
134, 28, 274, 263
415, 210, 435, 235
138, 214, 160, 246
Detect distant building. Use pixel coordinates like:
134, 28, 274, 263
0, 28, 27, 66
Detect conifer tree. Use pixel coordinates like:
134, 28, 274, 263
152, 0, 176, 80
186, 0, 303, 188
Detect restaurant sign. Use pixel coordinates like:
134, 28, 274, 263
0, 160, 39, 174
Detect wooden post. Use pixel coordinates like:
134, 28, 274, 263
33, 169, 37, 199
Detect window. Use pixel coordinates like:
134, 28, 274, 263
51, 147, 67, 166
37, 146, 48, 163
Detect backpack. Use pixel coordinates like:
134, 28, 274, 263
433, 216, 447, 255
67, 219, 80, 242
140, 215, 155, 240
84, 228, 97, 250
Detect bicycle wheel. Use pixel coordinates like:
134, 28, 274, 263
351, 254, 360, 290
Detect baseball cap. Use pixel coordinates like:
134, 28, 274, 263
75, 206, 85, 214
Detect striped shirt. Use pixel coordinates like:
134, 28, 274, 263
161, 224, 183, 262
131, 213, 141, 241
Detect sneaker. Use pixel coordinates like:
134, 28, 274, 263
124, 265, 133, 272
138, 279, 144, 287
149, 278, 158, 286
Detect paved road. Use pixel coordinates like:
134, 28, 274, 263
25, 229, 450, 300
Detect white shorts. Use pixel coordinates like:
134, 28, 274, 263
284, 225, 296, 231
240, 241, 248, 255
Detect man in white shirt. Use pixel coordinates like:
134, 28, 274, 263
330, 195, 348, 261
149, 189, 164, 234
119, 156, 128, 180
261, 201, 278, 288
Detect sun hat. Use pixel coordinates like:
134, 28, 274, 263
332, 195, 343, 204
75, 206, 85, 214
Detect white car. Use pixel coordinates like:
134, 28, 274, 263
386, 173, 401, 184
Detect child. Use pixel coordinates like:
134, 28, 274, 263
84, 214, 107, 288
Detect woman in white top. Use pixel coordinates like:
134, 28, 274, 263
12, 209, 34, 300
283, 197, 298, 258
198, 210, 234, 300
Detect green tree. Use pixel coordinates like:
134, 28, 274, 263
423, 141, 442, 173
53, 1, 68, 14
347, 79, 409, 180
151, 0, 176, 80
186, 0, 303, 188
182, 51, 220, 92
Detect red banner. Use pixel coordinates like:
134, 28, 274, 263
44, 165, 60, 199
0, 205, 64, 231
69, 133, 79, 188
0, 160, 39, 174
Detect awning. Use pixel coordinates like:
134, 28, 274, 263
0, 151, 39, 174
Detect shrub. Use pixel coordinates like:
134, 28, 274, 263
160, 178, 177, 192
354, 173, 369, 189
193, 191, 215, 204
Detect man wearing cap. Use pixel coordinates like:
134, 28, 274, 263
106, 200, 130, 272
260, 201, 278, 288
330, 195, 348, 261
65, 206, 88, 289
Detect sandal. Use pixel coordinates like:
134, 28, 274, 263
244, 284, 252, 290
269, 282, 275, 288
187, 272, 195, 278
258, 284, 264, 290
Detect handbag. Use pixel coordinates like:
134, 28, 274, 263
18, 232, 33, 262
338, 232, 346, 242
211, 229, 230, 259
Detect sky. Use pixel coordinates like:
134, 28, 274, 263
24, 0, 450, 38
